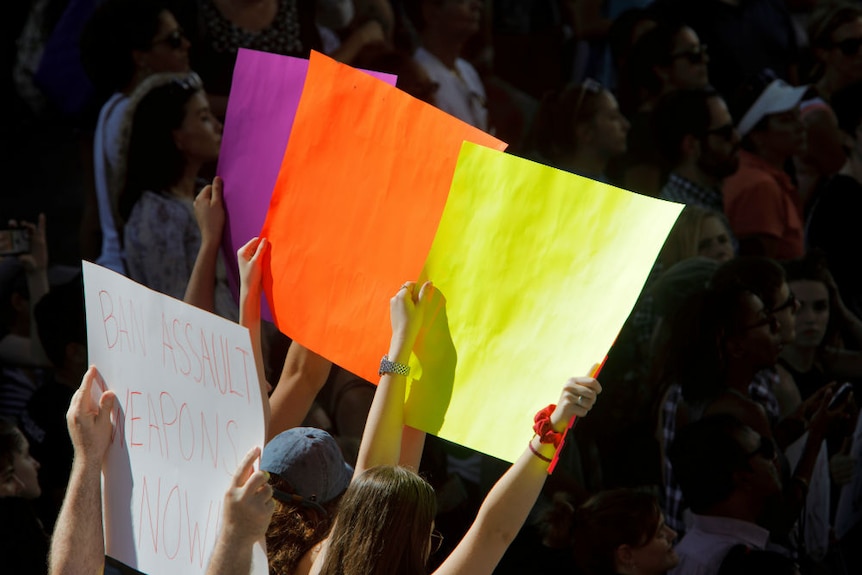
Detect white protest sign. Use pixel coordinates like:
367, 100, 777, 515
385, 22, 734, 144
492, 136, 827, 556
82, 262, 267, 575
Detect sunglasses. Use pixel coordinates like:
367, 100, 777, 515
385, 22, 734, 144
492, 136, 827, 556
671, 44, 709, 64
745, 435, 776, 461
706, 122, 737, 142
771, 292, 799, 315
430, 530, 444, 554
741, 312, 780, 333
833, 36, 862, 56
152, 28, 186, 50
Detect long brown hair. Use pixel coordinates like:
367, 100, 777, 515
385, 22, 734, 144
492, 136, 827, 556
317, 465, 437, 575
265, 475, 341, 575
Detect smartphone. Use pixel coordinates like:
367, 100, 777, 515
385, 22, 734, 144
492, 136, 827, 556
0, 229, 30, 256
829, 382, 854, 409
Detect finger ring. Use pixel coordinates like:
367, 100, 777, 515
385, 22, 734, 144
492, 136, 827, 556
577, 395, 584, 406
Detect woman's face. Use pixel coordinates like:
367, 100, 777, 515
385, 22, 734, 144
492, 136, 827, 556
626, 514, 679, 575
142, 11, 190, 75
731, 292, 783, 368
697, 216, 733, 262
823, 17, 862, 85
587, 90, 630, 158
173, 91, 223, 163
666, 27, 709, 90
789, 279, 830, 348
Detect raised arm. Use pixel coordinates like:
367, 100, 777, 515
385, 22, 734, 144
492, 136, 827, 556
49, 366, 116, 575
184, 177, 226, 313
237, 236, 272, 438
267, 342, 332, 441
354, 280, 432, 476
434, 375, 602, 575
206, 446, 274, 575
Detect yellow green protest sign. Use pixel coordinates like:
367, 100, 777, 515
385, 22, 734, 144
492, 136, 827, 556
403, 142, 683, 463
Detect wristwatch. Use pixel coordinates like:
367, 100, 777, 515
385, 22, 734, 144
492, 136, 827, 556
379, 355, 410, 377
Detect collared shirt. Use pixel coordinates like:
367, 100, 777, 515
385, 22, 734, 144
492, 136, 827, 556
670, 515, 770, 575
723, 150, 804, 260
660, 172, 725, 213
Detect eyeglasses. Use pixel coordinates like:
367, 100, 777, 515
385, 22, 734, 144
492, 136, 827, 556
771, 292, 799, 315
671, 44, 709, 64
745, 435, 776, 461
741, 312, 780, 333
430, 530, 444, 554
152, 28, 186, 50
833, 36, 862, 56
572, 78, 603, 123
706, 122, 737, 142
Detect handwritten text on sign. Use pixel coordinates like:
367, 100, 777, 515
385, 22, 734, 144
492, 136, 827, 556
83, 262, 267, 575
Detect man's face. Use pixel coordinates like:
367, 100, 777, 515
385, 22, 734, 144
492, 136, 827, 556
697, 96, 740, 180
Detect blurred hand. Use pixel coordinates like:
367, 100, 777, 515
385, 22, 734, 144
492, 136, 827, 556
13, 213, 47, 273
221, 447, 274, 545
237, 236, 268, 297
389, 280, 433, 353
194, 177, 226, 245
550, 370, 603, 430
66, 366, 116, 469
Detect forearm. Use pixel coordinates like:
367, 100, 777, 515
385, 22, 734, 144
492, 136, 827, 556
206, 531, 255, 575
239, 289, 270, 436
354, 335, 412, 474
398, 425, 427, 470
184, 241, 220, 313
437, 437, 553, 575
268, 343, 331, 441
49, 460, 105, 575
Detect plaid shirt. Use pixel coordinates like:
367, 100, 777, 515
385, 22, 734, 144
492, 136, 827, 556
661, 371, 780, 534
661, 383, 687, 534
659, 172, 725, 213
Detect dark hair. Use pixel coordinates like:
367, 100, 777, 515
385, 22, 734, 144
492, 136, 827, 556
831, 81, 862, 137
653, 87, 718, 168
266, 475, 341, 575
783, 251, 841, 348
80, 0, 174, 94
319, 465, 437, 575
120, 75, 202, 221
669, 414, 752, 513
625, 19, 690, 109
34, 274, 86, 368
574, 489, 662, 575
710, 256, 786, 310
662, 283, 757, 403
531, 81, 607, 163
717, 544, 799, 575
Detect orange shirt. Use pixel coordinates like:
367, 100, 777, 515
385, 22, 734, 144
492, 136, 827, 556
722, 151, 804, 260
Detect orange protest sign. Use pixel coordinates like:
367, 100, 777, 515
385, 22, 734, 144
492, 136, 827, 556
261, 51, 505, 383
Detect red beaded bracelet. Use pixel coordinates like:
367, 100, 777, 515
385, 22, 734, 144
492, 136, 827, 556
533, 404, 563, 447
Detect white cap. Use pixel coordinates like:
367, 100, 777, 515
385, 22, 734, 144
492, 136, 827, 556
736, 79, 808, 138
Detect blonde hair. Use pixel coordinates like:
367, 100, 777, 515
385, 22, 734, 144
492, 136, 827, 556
659, 206, 730, 269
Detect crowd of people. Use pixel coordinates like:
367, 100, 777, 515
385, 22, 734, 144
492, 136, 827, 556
2, 0, 862, 574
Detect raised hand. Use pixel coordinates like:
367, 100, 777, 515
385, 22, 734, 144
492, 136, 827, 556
66, 366, 116, 469
194, 176, 226, 245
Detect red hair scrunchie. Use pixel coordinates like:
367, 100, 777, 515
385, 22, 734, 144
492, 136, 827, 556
533, 404, 563, 447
